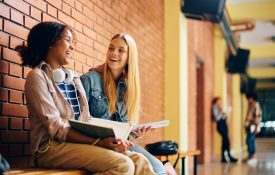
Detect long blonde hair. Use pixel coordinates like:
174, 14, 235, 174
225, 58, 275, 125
103, 33, 140, 123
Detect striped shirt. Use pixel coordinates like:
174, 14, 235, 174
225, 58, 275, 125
56, 82, 81, 120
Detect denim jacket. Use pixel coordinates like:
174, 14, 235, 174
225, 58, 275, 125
80, 71, 128, 123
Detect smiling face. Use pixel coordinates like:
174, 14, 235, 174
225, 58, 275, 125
46, 28, 75, 69
106, 37, 128, 77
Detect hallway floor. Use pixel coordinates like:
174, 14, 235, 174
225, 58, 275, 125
196, 138, 275, 175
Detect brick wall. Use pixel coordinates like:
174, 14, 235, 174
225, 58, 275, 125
0, 0, 164, 168
187, 20, 215, 164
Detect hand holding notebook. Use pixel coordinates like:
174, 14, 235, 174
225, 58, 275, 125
132, 120, 169, 131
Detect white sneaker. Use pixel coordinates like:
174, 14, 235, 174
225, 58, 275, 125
247, 158, 258, 167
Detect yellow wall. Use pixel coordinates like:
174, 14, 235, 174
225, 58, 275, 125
231, 75, 243, 155
214, 27, 246, 158
164, 0, 189, 172
214, 27, 227, 156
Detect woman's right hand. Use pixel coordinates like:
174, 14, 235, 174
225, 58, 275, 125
97, 137, 134, 154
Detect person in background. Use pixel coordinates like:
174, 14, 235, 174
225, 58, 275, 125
16, 21, 155, 175
80, 33, 167, 175
212, 97, 238, 163
244, 92, 262, 163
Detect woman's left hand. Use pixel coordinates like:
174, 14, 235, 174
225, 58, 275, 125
131, 126, 155, 139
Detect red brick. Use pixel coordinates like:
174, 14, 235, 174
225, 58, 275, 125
0, 87, 8, 102
42, 12, 57, 22
24, 16, 39, 29
66, 60, 74, 69
11, 9, 24, 25
62, 2, 71, 15
4, 20, 29, 40
75, 1, 83, 12
23, 66, 32, 79
83, 6, 96, 22
1, 130, 29, 143
2, 75, 25, 91
9, 63, 22, 77
93, 24, 106, 36
73, 51, 86, 64
83, 26, 96, 40
10, 36, 24, 49
0, 3, 10, 19
9, 144, 23, 156
74, 62, 82, 73
83, 45, 95, 58
10, 117, 23, 129
9, 90, 23, 104
74, 31, 86, 43
0, 59, 9, 74
0, 144, 9, 157
83, 65, 90, 73
72, 8, 86, 24
74, 20, 83, 32
75, 42, 83, 52
58, 11, 74, 27
94, 5, 105, 19
0, 31, 9, 47
45, 0, 62, 10
0, 18, 2, 31
24, 143, 31, 155
86, 18, 94, 29
47, 4, 57, 18
96, 0, 104, 8
86, 57, 94, 66
0, 116, 9, 129
25, 0, 47, 12
2, 47, 22, 64
4, 0, 30, 15
86, 37, 94, 47
63, 0, 74, 7
30, 6, 42, 21
94, 41, 106, 53
96, 34, 104, 44
2, 103, 28, 117
23, 118, 30, 130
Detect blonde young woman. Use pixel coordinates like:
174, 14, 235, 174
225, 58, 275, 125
81, 33, 166, 175
17, 22, 155, 175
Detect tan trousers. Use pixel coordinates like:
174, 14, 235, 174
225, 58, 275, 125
35, 140, 155, 175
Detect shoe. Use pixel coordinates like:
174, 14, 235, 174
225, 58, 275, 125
221, 159, 227, 163
229, 157, 238, 163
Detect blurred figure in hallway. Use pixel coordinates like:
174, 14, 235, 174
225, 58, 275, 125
212, 97, 238, 163
244, 92, 262, 163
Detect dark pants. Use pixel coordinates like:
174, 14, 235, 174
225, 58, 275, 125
217, 119, 232, 160
246, 127, 256, 155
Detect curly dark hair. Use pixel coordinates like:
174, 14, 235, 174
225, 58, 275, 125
15, 21, 74, 68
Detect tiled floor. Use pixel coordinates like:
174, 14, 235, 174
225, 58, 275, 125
196, 138, 275, 175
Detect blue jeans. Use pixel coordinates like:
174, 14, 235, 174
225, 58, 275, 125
246, 127, 256, 154
129, 145, 166, 175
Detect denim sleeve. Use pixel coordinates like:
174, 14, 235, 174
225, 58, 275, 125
80, 74, 91, 102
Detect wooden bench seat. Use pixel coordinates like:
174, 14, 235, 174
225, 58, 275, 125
5, 168, 87, 175
156, 150, 201, 175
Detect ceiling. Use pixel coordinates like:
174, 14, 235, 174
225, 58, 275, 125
227, 0, 275, 90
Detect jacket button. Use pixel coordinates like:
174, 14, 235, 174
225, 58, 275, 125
98, 95, 101, 99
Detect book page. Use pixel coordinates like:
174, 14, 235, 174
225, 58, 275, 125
88, 118, 132, 140
132, 120, 169, 131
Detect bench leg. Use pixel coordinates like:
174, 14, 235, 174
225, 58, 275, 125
181, 157, 185, 175
194, 155, 198, 175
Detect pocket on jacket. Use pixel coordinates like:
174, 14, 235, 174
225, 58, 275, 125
90, 89, 108, 117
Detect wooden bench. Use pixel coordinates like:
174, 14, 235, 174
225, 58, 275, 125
156, 150, 201, 175
4, 169, 87, 175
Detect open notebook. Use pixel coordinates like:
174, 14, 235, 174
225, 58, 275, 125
69, 118, 132, 140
